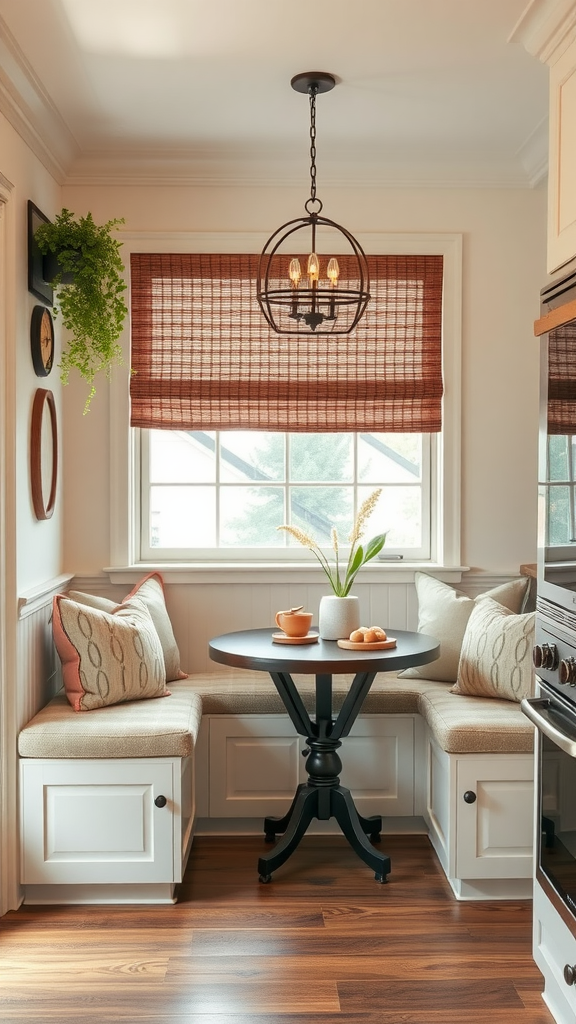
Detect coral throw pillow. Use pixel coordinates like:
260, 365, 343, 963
68, 572, 187, 682
53, 594, 170, 712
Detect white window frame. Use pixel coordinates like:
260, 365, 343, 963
139, 429, 433, 562
108, 232, 462, 583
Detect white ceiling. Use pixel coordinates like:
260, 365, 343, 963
0, 0, 550, 187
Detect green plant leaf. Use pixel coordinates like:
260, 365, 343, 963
363, 533, 388, 561
34, 209, 127, 412
346, 544, 365, 578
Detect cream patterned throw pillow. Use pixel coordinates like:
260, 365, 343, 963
451, 598, 535, 703
68, 572, 187, 682
53, 594, 170, 712
399, 572, 531, 683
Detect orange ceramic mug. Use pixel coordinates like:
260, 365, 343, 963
275, 608, 313, 638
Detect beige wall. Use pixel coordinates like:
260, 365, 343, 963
0, 113, 63, 596
61, 182, 547, 575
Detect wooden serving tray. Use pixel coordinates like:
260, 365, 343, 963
337, 638, 397, 651
272, 632, 319, 645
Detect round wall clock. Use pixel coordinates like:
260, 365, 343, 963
30, 305, 54, 377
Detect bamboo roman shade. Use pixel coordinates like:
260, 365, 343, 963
130, 253, 444, 432
548, 324, 576, 435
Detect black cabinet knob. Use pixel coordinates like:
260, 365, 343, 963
564, 964, 576, 986
463, 791, 477, 804
154, 794, 167, 808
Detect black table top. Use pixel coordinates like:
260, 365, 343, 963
209, 627, 439, 676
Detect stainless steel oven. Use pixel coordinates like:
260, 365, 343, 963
520, 266, 576, 942
523, 608, 576, 938
524, 264, 576, 942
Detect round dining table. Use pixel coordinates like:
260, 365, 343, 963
209, 627, 440, 883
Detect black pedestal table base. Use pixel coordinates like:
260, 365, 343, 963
208, 628, 439, 885
257, 668, 391, 882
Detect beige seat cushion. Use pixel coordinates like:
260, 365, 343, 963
183, 670, 533, 755
418, 685, 533, 754
18, 679, 202, 759
18, 670, 533, 761
180, 670, 426, 716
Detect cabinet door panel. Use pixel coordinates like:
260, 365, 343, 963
548, 36, 576, 272
340, 716, 414, 817
21, 760, 175, 884
456, 758, 534, 880
209, 716, 302, 817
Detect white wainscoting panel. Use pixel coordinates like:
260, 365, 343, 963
69, 572, 522, 675
17, 574, 72, 728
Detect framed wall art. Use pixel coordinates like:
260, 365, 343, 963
27, 201, 53, 306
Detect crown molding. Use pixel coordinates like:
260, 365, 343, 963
0, 11, 547, 191
0, 15, 78, 183
510, 0, 576, 63
62, 152, 542, 190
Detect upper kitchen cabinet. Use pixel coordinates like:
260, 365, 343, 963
516, 1, 576, 273
548, 32, 576, 272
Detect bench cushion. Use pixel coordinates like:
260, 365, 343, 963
179, 670, 425, 716
18, 680, 202, 759
418, 686, 533, 754
182, 670, 534, 755
18, 671, 534, 760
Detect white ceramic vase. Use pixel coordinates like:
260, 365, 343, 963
318, 595, 361, 641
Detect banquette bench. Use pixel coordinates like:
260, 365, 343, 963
18, 666, 535, 905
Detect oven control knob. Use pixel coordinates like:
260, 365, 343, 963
533, 644, 559, 670
559, 657, 576, 685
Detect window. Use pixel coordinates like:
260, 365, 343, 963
108, 233, 462, 572
545, 434, 576, 549
140, 429, 432, 561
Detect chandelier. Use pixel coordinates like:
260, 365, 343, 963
257, 72, 370, 336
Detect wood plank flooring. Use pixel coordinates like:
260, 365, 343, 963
0, 834, 555, 1023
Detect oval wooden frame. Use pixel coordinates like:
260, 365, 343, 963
30, 388, 58, 520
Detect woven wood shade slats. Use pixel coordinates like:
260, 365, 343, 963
130, 253, 444, 433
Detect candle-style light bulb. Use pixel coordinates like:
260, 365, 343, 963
288, 258, 302, 320
307, 252, 320, 283
327, 258, 340, 287
289, 258, 302, 287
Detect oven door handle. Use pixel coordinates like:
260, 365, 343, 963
521, 697, 576, 757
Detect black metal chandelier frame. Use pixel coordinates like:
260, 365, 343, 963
257, 72, 371, 336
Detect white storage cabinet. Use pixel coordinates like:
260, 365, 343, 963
20, 754, 194, 904
547, 34, 576, 274
533, 881, 576, 1024
199, 713, 416, 824
424, 729, 534, 899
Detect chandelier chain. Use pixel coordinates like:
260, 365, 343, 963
309, 86, 317, 203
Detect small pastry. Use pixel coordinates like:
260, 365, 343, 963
364, 627, 382, 643
349, 629, 365, 643
370, 626, 387, 640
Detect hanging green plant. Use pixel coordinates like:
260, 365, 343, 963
34, 208, 128, 413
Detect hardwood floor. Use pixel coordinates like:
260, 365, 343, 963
0, 834, 554, 1023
